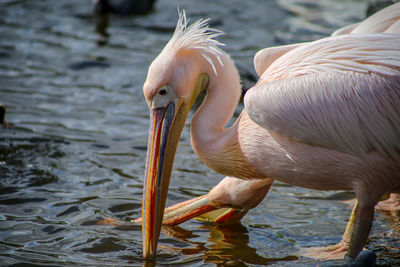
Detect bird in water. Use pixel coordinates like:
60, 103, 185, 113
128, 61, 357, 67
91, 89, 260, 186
137, 0, 400, 240
139, 4, 400, 262
120, 2, 400, 263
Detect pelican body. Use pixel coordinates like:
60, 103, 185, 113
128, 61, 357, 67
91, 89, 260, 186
141, 3, 400, 261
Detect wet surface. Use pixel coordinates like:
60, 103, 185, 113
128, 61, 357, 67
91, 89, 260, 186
0, 0, 399, 266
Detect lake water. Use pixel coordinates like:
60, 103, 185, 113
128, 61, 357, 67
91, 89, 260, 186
0, 0, 399, 266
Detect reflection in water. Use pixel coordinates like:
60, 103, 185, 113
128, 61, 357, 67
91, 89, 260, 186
93, 0, 159, 46
161, 225, 206, 257
0, 104, 8, 128
155, 222, 297, 266
94, 13, 110, 46
202, 223, 298, 266
94, 0, 158, 16
97, 218, 298, 265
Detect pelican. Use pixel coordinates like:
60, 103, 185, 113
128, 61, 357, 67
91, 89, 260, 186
146, 1, 400, 226
141, 2, 400, 262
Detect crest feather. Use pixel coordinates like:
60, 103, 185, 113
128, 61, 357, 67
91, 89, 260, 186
164, 10, 225, 75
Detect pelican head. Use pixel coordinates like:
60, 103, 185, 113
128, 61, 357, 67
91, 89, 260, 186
141, 11, 224, 258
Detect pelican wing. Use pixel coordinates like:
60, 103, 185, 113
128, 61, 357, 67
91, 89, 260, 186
245, 33, 400, 159
253, 43, 303, 76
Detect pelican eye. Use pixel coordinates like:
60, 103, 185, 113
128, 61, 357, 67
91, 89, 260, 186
158, 88, 168, 96
151, 85, 175, 109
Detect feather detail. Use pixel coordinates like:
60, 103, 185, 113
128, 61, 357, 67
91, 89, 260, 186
246, 32, 400, 160
261, 34, 400, 82
163, 10, 225, 75
245, 71, 400, 160
351, 2, 400, 34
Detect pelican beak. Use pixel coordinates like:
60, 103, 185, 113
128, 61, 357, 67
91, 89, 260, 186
142, 74, 209, 258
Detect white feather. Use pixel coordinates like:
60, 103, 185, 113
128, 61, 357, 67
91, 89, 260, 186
163, 10, 225, 76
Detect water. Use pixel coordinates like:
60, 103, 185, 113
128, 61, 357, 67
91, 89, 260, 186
0, 0, 399, 266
